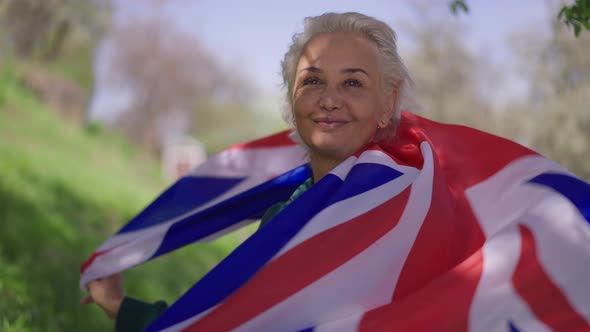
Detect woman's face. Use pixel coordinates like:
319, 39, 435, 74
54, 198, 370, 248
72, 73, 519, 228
292, 32, 394, 163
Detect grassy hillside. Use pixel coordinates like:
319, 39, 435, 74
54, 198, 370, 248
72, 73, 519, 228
0, 64, 250, 331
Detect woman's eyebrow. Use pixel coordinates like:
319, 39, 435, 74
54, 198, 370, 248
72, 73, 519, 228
297, 67, 369, 77
298, 66, 322, 73
341, 68, 369, 77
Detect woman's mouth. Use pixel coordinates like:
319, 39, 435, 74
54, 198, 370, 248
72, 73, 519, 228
314, 119, 349, 129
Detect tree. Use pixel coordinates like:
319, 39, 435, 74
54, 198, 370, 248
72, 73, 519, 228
558, 0, 590, 36
108, 15, 220, 155
106, 9, 260, 156
445, 0, 590, 179
0, 0, 110, 61
449, 0, 590, 36
510, 11, 590, 180
404, 2, 494, 130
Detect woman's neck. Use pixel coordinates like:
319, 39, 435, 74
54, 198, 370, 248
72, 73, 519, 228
309, 153, 347, 183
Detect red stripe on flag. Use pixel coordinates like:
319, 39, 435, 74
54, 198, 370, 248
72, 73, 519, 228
397, 112, 537, 189
359, 247, 484, 332
228, 130, 296, 150
513, 225, 590, 331
80, 242, 126, 274
80, 251, 103, 274
184, 188, 412, 332
392, 145, 485, 303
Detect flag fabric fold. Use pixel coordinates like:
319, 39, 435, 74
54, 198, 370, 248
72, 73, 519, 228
79, 131, 309, 288
81, 112, 590, 332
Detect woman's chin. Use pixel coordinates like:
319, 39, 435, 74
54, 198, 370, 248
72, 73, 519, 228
305, 131, 368, 160
309, 142, 356, 161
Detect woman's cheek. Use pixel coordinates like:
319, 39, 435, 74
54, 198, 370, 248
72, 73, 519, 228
294, 92, 318, 114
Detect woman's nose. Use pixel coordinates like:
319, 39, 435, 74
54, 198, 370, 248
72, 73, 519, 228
319, 85, 342, 111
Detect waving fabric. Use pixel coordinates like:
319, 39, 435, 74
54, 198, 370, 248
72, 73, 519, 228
81, 112, 590, 332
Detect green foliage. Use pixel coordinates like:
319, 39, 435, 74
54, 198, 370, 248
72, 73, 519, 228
0, 250, 33, 331
559, 0, 590, 37
0, 0, 109, 62
0, 63, 250, 331
449, 1, 590, 37
85, 121, 104, 136
449, 0, 469, 15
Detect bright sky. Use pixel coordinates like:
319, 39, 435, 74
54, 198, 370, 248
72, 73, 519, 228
91, 0, 553, 119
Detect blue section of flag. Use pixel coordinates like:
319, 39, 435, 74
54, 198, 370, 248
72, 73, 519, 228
296, 327, 314, 332
152, 165, 311, 259
119, 176, 245, 233
147, 172, 345, 331
508, 320, 521, 332
529, 173, 590, 224
327, 162, 403, 204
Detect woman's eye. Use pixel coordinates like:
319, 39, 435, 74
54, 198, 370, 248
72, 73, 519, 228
344, 79, 362, 88
302, 77, 322, 86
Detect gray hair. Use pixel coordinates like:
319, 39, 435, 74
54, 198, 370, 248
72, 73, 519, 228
280, 12, 415, 141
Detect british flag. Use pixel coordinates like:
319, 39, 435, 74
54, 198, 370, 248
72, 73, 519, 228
81, 112, 590, 332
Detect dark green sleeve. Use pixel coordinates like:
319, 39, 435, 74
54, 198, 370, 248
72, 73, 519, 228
259, 177, 313, 229
258, 202, 285, 229
115, 297, 168, 332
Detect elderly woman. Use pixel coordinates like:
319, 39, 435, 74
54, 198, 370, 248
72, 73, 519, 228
82, 10, 589, 332
83, 11, 412, 331
280, 12, 410, 183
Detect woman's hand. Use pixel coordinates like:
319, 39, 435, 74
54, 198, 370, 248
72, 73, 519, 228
80, 273, 124, 319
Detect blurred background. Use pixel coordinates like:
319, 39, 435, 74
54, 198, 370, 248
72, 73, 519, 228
0, 0, 588, 330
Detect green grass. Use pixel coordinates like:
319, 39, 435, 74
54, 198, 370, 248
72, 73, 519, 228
0, 64, 252, 331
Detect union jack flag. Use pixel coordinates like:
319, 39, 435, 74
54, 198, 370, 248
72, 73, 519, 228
81, 112, 590, 331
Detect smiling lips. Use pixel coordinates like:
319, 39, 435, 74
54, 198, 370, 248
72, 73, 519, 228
314, 117, 350, 129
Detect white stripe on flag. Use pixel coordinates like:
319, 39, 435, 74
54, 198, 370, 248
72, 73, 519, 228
468, 226, 551, 332
80, 221, 172, 288
465, 155, 573, 238
191, 145, 307, 178
522, 190, 590, 324
159, 306, 217, 332
313, 312, 363, 332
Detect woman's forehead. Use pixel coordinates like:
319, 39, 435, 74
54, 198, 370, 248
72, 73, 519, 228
296, 32, 380, 72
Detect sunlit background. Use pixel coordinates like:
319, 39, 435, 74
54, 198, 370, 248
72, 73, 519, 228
1, 0, 588, 330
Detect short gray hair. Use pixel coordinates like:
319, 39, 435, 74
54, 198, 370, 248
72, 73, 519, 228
280, 12, 415, 141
